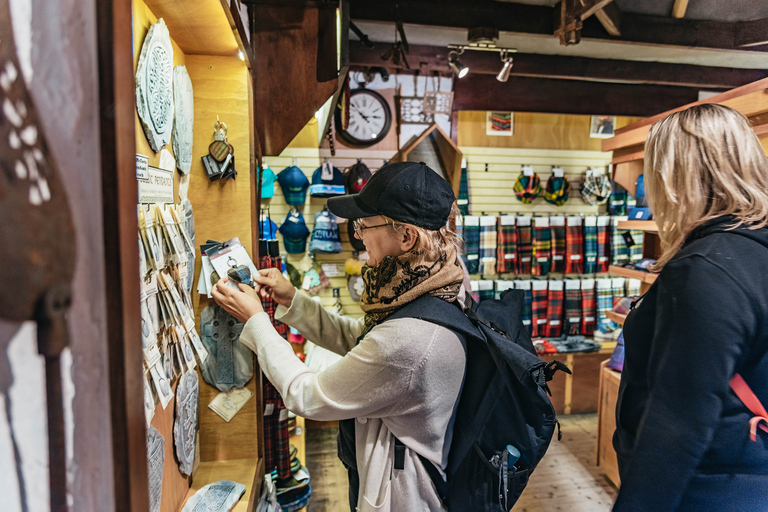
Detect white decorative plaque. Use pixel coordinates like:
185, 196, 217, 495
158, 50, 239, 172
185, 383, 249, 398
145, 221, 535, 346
136, 18, 175, 152
172, 65, 194, 174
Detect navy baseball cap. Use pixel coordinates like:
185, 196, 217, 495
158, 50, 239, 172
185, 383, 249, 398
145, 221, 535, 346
309, 164, 345, 197
277, 166, 309, 205
327, 161, 455, 230
279, 210, 311, 254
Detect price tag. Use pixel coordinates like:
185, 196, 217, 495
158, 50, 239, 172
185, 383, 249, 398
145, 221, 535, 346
136, 153, 149, 180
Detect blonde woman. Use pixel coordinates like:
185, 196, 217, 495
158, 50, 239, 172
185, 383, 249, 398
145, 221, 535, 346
213, 162, 466, 512
613, 104, 768, 511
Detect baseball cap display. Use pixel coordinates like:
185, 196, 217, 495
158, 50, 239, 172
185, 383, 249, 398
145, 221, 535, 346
580, 171, 612, 205
309, 163, 346, 197
327, 161, 455, 230
513, 172, 542, 204
308, 209, 343, 253
344, 161, 372, 194
261, 165, 276, 199
544, 173, 570, 206
259, 217, 278, 239
277, 166, 310, 205
279, 209, 311, 254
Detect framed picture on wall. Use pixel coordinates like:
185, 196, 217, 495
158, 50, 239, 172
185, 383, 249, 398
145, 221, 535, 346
590, 115, 616, 138
486, 111, 514, 136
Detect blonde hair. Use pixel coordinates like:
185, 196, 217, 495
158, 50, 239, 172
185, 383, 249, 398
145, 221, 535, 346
382, 202, 464, 260
644, 103, 768, 268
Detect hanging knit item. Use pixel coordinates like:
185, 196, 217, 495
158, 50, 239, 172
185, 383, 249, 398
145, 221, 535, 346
565, 216, 584, 274
513, 171, 542, 204
596, 215, 611, 273
544, 173, 570, 206
531, 280, 549, 338
544, 280, 564, 338
564, 280, 582, 336
581, 278, 597, 336
516, 280, 533, 335
550, 216, 566, 274
516, 216, 533, 275
462, 215, 480, 274
496, 215, 517, 274
479, 216, 497, 275
532, 217, 551, 276
583, 216, 598, 274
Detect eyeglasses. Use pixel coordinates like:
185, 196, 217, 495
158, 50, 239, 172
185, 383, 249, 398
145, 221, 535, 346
353, 219, 390, 239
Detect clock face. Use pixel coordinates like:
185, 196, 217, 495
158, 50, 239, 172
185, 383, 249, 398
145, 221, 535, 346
336, 89, 392, 148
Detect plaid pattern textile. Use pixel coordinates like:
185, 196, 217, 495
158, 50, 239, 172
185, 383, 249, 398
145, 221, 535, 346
597, 279, 617, 333
629, 230, 644, 262
458, 162, 470, 216
597, 216, 611, 273
531, 282, 548, 338
517, 217, 533, 275
550, 217, 566, 274
516, 281, 533, 334
544, 175, 570, 206
479, 216, 497, 275
564, 283, 582, 335
477, 280, 495, 301
532, 221, 551, 276
584, 218, 598, 274
581, 279, 597, 336
496, 216, 517, 274
544, 282, 564, 338
514, 172, 542, 204
580, 173, 611, 205
612, 219, 629, 265
611, 278, 626, 305
463, 216, 480, 274
565, 217, 584, 274
627, 278, 641, 297
609, 181, 629, 215
263, 380, 291, 479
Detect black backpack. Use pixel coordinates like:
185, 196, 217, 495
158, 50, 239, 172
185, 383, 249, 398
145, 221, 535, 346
387, 289, 570, 511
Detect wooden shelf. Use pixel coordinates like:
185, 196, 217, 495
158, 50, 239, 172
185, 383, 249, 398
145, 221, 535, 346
181, 457, 263, 512
289, 416, 307, 512
608, 265, 658, 284
606, 311, 627, 325
617, 220, 657, 233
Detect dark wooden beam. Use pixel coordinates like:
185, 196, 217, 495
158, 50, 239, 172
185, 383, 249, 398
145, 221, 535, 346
736, 18, 768, 47
350, 0, 768, 52
593, 1, 621, 36
580, 0, 614, 21
349, 43, 768, 90
452, 74, 699, 117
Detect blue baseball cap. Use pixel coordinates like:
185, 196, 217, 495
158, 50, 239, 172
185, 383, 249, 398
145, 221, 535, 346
309, 164, 346, 197
259, 218, 278, 239
261, 166, 276, 199
278, 210, 311, 254
308, 210, 342, 254
277, 166, 310, 205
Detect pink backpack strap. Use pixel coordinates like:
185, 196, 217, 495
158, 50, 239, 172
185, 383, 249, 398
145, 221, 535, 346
730, 373, 768, 442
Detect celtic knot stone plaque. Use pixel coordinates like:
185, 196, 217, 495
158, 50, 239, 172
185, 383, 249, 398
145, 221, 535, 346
136, 18, 174, 152
172, 66, 194, 175
147, 425, 165, 512
174, 369, 199, 476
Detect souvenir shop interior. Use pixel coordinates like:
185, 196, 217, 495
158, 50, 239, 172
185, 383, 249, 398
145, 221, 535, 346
4, 1, 768, 512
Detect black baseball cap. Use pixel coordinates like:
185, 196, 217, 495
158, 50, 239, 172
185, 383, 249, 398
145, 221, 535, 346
327, 161, 455, 230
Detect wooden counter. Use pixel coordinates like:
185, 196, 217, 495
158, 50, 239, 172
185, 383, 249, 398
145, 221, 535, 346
596, 360, 622, 487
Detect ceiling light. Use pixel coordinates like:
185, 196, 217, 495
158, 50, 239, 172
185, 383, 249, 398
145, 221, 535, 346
496, 50, 513, 82
238, 50, 245, 61
449, 51, 469, 78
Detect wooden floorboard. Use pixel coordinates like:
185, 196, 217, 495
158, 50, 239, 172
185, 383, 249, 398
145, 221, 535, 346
304, 414, 618, 512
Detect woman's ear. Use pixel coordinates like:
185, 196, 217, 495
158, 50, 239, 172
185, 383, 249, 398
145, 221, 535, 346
399, 226, 419, 252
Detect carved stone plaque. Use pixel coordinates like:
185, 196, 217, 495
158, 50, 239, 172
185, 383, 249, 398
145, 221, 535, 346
174, 369, 199, 476
172, 66, 194, 175
181, 480, 246, 512
136, 18, 174, 153
147, 425, 165, 512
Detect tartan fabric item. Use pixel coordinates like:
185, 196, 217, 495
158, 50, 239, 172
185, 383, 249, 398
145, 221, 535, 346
580, 172, 611, 205
531, 281, 548, 338
544, 282, 564, 338
597, 279, 617, 333
477, 280, 495, 301
581, 279, 597, 336
479, 216, 497, 274
564, 282, 582, 335
584, 218, 598, 274
611, 278, 627, 306
609, 181, 629, 215
263, 380, 291, 479
496, 216, 517, 274
544, 174, 570, 206
532, 220, 551, 276
513, 172, 542, 204
550, 217, 566, 274
458, 161, 470, 216
565, 217, 584, 274
626, 278, 641, 297
517, 217, 533, 275
272, 257, 288, 335
629, 230, 644, 262
462, 216, 480, 274
597, 216, 611, 273
516, 281, 533, 334
495, 280, 515, 300
612, 218, 629, 265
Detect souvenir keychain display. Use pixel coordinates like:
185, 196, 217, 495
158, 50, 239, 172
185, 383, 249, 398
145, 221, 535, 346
201, 119, 237, 181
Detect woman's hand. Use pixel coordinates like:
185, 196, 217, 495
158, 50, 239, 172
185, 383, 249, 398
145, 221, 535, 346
211, 277, 264, 323
253, 268, 296, 308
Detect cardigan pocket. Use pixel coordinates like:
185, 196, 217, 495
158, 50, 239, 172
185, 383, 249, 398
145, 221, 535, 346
361, 479, 392, 511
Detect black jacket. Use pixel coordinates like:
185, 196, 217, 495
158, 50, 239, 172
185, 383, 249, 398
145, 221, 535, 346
613, 216, 768, 512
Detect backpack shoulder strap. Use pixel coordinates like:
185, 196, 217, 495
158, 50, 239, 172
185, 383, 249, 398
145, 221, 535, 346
385, 295, 482, 343
730, 373, 768, 441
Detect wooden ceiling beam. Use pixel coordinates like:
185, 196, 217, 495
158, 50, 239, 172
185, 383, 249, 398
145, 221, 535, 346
593, 1, 621, 36
735, 18, 768, 47
453, 74, 699, 117
349, 43, 768, 90
351, 0, 768, 52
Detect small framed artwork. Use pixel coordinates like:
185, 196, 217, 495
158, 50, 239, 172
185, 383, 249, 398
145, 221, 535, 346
590, 115, 616, 138
486, 111, 514, 136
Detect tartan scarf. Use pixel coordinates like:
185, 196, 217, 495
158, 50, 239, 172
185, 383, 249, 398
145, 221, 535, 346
564, 285, 582, 335
545, 284, 564, 338
581, 281, 597, 336
360, 244, 464, 333
565, 221, 584, 274
584, 222, 598, 274
533, 225, 551, 276
550, 223, 566, 273
517, 224, 533, 274
596, 221, 610, 273
496, 217, 517, 274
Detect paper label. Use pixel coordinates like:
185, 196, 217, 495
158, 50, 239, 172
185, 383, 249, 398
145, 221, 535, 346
570, 254, 582, 260
264, 404, 275, 416
138, 166, 174, 204
504, 254, 515, 260
279, 409, 290, 422
136, 153, 149, 180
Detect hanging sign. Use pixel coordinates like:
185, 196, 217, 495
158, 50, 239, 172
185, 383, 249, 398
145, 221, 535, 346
138, 166, 174, 204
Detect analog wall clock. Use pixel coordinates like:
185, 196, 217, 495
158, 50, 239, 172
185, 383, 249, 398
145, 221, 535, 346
335, 88, 392, 148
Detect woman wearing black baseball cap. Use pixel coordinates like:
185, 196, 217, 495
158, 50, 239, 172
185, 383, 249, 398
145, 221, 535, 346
213, 162, 466, 511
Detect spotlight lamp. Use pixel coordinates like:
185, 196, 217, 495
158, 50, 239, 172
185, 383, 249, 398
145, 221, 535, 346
448, 50, 469, 78
496, 50, 513, 82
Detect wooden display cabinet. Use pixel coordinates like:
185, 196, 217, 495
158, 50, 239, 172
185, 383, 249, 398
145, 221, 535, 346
596, 360, 622, 487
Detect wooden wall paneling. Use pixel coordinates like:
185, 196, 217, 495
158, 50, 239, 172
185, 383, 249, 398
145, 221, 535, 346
569, 353, 606, 414
458, 111, 643, 151
251, 2, 340, 156
611, 159, 644, 198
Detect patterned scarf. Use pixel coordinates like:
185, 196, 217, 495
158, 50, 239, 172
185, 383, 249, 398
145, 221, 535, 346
360, 244, 464, 333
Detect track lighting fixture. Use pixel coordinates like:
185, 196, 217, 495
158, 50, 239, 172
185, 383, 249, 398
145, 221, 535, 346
496, 50, 513, 82
449, 50, 469, 78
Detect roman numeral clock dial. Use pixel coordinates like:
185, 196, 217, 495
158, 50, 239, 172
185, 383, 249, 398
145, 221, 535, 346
335, 88, 392, 148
